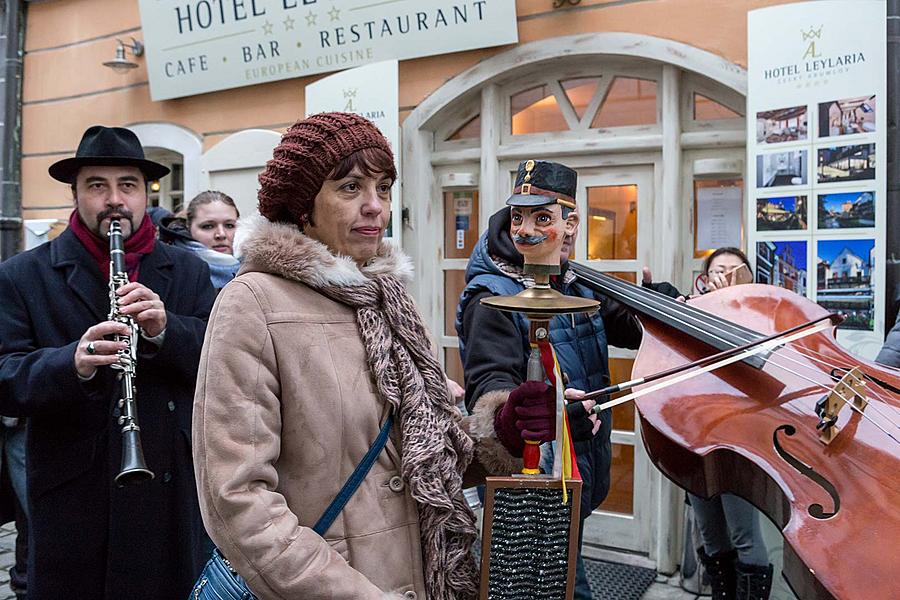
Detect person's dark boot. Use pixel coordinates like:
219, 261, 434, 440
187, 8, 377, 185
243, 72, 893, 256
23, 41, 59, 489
698, 548, 737, 600
736, 561, 774, 600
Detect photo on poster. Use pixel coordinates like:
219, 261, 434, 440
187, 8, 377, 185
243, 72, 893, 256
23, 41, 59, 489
818, 95, 876, 138
817, 191, 875, 229
816, 144, 875, 183
756, 241, 807, 296
755, 150, 807, 188
755, 105, 808, 144
756, 195, 807, 231
816, 239, 875, 331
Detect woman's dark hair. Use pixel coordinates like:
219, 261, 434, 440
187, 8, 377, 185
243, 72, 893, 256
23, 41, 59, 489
702, 246, 752, 276
329, 147, 397, 183
186, 191, 240, 228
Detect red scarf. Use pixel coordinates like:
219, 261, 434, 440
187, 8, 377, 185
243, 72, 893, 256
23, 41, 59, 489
68, 210, 157, 281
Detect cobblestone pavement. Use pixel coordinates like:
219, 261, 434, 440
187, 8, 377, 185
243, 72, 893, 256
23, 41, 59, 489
0, 522, 16, 600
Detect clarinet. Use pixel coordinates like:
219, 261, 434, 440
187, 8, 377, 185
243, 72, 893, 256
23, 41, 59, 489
108, 218, 154, 485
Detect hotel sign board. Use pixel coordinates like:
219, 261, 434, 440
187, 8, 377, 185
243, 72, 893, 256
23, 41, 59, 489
747, 0, 886, 358
138, 0, 518, 101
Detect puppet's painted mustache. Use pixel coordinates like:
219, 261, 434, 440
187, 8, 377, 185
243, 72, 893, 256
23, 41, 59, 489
513, 234, 549, 245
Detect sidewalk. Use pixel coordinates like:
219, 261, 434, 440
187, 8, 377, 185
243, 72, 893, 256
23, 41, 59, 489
640, 572, 702, 600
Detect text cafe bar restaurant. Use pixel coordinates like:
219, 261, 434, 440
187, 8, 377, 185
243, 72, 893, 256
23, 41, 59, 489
17, 0, 892, 590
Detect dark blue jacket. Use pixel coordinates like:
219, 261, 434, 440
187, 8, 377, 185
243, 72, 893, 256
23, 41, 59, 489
0, 228, 215, 599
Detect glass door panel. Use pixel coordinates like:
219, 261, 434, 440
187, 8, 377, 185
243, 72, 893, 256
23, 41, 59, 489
440, 186, 480, 405
693, 177, 744, 259
606, 271, 637, 284
598, 444, 635, 515
444, 269, 467, 336
443, 190, 480, 260
577, 166, 654, 555
607, 357, 636, 433
444, 346, 465, 393
587, 185, 638, 260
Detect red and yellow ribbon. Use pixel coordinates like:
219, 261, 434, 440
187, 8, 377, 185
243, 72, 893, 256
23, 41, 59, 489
537, 340, 581, 503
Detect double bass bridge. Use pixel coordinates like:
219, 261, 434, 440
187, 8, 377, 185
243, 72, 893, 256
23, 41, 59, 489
815, 367, 867, 445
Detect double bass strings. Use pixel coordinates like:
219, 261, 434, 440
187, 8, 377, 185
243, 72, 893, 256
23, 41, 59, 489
570, 264, 900, 445
571, 264, 896, 405
778, 345, 900, 432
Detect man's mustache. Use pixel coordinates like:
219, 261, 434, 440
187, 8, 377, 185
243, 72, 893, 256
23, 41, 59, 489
97, 208, 134, 228
513, 234, 549, 246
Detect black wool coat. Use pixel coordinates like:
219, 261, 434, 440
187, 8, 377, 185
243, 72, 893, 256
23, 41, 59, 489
0, 228, 215, 599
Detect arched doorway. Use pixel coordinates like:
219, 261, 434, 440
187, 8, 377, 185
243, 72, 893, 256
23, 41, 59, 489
402, 33, 747, 570
129, 122, 203, 214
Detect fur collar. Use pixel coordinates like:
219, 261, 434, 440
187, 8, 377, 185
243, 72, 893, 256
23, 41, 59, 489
236, 215, 413, 287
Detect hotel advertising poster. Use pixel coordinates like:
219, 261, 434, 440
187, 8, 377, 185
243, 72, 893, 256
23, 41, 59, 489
139, 0, 518, 100
747, 0, 886, 358
305, 60, 401, 242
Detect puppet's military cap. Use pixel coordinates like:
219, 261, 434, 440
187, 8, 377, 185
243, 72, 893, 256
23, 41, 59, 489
506, 159, 577, 209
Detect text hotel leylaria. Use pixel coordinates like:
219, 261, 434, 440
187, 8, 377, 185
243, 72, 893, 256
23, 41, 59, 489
139, 0, 518, 101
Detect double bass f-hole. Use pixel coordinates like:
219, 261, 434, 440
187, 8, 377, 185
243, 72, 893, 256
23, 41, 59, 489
773, 425, 841, 520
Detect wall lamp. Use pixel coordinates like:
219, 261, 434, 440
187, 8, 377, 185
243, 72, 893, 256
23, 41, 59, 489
103, 38, 144, 74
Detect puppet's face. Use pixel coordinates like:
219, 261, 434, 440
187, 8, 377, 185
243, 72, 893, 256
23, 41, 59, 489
509, 204, 578, 267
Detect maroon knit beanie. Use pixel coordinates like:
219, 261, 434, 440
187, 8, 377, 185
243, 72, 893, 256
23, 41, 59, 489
257, 112, 394, 225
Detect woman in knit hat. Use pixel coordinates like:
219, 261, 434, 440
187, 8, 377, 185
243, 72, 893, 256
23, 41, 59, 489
190, 113, 553, 599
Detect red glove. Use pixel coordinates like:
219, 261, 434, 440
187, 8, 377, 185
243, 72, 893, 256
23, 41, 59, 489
493, 381, 556, 457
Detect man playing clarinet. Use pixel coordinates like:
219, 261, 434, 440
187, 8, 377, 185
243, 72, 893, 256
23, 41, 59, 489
0, 126, 215, 599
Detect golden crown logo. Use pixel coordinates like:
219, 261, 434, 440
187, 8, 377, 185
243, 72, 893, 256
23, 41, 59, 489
800, 25, 823, 41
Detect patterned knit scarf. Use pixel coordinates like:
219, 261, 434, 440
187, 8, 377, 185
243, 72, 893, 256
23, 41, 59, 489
320, 275, 479, 599
238, 217, 479, 598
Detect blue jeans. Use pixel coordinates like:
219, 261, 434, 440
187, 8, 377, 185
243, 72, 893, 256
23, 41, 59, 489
688, 493, 768, 566
189, 549, 257, 600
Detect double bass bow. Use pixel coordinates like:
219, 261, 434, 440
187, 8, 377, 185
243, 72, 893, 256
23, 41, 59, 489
570, 261, 900, 600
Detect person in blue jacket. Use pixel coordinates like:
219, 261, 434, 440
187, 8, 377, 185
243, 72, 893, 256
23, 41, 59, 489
150, 191, 241, 291
456, 160, 644, 599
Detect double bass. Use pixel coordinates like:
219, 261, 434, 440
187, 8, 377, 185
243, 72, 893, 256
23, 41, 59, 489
571, 263, 900, 600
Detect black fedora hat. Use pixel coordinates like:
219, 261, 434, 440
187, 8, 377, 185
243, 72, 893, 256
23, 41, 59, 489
49, 125, 170, 184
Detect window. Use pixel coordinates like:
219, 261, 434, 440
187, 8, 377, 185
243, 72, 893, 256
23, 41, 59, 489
511, 85, 568, 135
587, 184, 638, 260
592, 77, 657, 128
561, 77, 600, 120
693, 92, 741, 120
145, 148, 184, 214
446, 115, 481, 141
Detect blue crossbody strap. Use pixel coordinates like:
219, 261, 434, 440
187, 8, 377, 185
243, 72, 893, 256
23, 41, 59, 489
190, 413, 396, 600
312, 412, 395, 536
